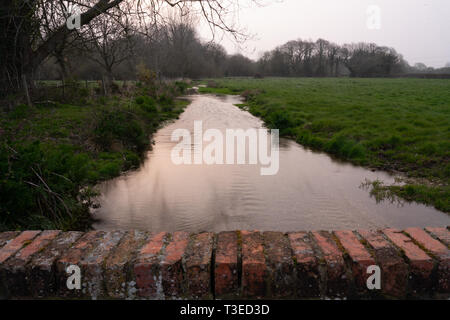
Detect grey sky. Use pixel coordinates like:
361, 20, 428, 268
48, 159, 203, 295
198, 0, 450, 68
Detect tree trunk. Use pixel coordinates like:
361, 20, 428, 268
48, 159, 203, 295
1, 0, 125, 98
0, 0, 35, 97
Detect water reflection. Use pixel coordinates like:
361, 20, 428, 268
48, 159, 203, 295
93, 95, 449, 232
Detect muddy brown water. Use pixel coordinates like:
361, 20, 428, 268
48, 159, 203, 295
93, 94, 449, 232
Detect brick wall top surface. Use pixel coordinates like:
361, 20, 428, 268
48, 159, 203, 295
0, 227, 448, 300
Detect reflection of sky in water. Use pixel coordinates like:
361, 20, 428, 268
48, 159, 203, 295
93, 95, 449, 232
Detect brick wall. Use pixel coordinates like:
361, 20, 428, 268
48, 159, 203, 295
0, 227, 448, 300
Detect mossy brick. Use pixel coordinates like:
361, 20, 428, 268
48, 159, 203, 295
214, 231, 239, 299
79, 230, 125, 299
104, 230, 150, 299
28, 231, 83, 298
1, 230, 60, 297
0, 232, 20, 249
241, 231, 266, 299
312, 231, 348, 298
383, 228, 433, 296
288, 232, 320, 298
161, 232, 190, 299
183, 232, 214, 299
358, 229, 408, 298
405, 228, 450, 293
424, 227, 450, 247
334, 230, 375, 295
134, 232, 167, 299
0, 231, 41, 264
263, 232, 295, 298
56, 231, 106, 298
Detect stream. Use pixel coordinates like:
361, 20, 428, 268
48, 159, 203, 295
93, 94, 449, 232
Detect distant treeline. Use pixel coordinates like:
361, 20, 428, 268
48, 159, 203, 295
37, 22, 449, 81
255, 40, 450, 78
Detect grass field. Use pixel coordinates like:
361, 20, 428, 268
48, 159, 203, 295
199, 77, 450, 213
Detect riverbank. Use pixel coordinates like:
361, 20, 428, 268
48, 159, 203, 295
198, 78, 450, 213
0, 81, 189, 231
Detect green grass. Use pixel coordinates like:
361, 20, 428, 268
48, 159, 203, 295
199, 77, 450, 213
0, 85, 188, 231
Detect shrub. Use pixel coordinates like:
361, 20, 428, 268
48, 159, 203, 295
267, 110, 294, 132
92, 107, 148, 153
158, 92, 174, 106
135, 96, 157, 114
8, 104, 31, 119
241, 89, 262, 102
0, 142, 93, 230
135, 96, 145, 105
136, 63, 157, 86
98, 161, 121, 178
175, 81, 189, 94
207, 80, 219, 88
324, 134, 366, 160
162, 104, 173, 112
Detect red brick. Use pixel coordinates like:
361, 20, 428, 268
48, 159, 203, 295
288, 232, 320, 298
134, 232, 167, 299
15, 231, 61, 262
241, 231, 266, 299
28, 231, 83, 298
0, 230, 60, 297
383, 228, 434, 294
161, 232, 190, 298
263, 232, 295, 298
405, 228, 450, 293
80, 230, 124, 299
312, 231, 348, 297
215, 231, 238, 299
0, 231, 40, 264
425, 227, 450, 247
56, 231, 106, 298
183, 232, 214, 299
104, 230, 149, 299
0, 232, 19, 249
405, 228, 449, 260
1, 228, 448, 300
358, 230, 408, 298
334, 230, 375, 293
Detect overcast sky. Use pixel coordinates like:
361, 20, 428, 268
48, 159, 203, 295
198, 0, 450, 68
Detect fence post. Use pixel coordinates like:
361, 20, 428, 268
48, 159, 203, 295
62, 76, 65, 100
102, 75, 107, 96
22, 75, 32, 106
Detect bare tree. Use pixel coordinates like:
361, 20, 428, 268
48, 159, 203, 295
0, 0, 255, 97
256, 39, 405, 77
81, 10, 134, 88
